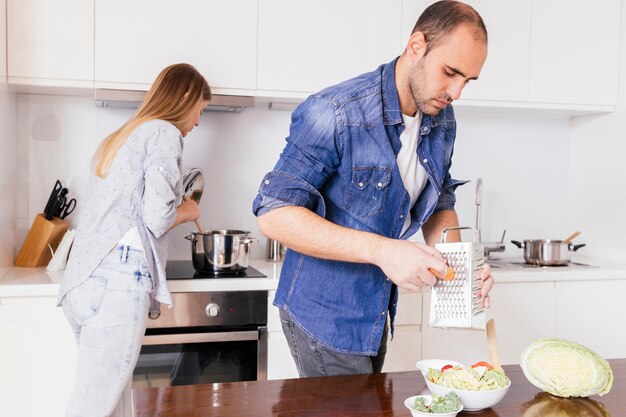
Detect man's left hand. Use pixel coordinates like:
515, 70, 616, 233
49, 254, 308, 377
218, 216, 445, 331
478, 263, 494, 308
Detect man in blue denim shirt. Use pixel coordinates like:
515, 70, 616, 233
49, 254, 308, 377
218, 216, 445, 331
253, 0, 494, 377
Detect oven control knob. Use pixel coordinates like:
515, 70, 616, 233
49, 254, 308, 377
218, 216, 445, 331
205, 303, 220, 317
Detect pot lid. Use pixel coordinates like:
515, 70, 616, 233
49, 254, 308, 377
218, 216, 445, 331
182, 168, 204, 203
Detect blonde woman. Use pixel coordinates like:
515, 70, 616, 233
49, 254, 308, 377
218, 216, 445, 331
58, 63, 211, 417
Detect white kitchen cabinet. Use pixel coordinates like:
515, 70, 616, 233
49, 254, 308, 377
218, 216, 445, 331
7, 0, 93, 88
257, 0, 403, 97
267, 291, 299, 379
556, 280, 626, 359
529, 0, 621, 107
421, 281, 557, 366
0, 297, 77, 417
95, 0, 257, 95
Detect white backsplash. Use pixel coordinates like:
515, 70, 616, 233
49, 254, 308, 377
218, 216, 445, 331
14, 91, 625, 263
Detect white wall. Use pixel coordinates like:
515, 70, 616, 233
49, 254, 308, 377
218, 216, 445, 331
16, 93, 576, 261
567, 2, 626, 263
15, 95, 290, 260
0, 0, 17, 268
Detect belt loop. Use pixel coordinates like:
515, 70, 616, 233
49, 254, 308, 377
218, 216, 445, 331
120, 244, 129, 263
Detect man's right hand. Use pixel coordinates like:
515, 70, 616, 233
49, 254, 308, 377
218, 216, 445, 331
373, 238, 448, 291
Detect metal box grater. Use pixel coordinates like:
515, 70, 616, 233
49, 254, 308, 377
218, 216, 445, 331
429, 227, 486, 330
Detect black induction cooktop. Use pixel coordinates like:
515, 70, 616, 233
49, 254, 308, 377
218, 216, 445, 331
165, 260, 267, 279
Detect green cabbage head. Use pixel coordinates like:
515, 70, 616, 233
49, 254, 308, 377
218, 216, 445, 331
520, 338, 613, 398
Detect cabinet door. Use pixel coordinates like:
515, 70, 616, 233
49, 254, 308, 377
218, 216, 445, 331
95, 0, 257, 94
402, 0, 531, 104
258, 0, 403, 97
383, 325, 422, 372
556, 280, 626, 359
0, 300, 77, 417
7, 0, 94, 87
529, 0, 620, 106
421, 282, 556, 365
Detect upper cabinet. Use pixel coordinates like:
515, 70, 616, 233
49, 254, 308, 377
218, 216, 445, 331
3, 1, 622, 114
94, 0, 257, 95
529, 0, 621, 107
7, 0, 93, 88
257, 0, 403, 98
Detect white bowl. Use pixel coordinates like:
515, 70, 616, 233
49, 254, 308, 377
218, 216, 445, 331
404, 395, 463, 417
415, 359, 464, 376
425, 379, 511, 412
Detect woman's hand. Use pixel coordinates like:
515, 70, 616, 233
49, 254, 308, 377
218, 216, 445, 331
170, 198, 200, 230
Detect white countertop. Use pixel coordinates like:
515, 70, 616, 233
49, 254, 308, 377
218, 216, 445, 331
0, 260, 283, 298
1, 256, 626, 299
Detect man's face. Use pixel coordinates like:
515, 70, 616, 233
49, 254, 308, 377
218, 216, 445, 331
408, 25, 487, 116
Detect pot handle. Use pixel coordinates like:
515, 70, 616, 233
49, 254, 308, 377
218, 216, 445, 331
570, 243, 586, 251
511, 240, 524, 249
184, 232, 195, 241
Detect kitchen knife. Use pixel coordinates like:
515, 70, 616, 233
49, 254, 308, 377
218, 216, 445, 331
43, 180, 63, 220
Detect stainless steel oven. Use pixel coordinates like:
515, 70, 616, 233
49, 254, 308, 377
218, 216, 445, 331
132, 262, 268, 388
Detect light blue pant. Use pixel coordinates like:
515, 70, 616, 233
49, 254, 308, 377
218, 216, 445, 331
62, 245, 152, 417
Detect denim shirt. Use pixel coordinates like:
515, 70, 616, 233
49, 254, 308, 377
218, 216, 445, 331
253, 58, 467, 355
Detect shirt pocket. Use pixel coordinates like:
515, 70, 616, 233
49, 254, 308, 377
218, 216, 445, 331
345, 166, 392, 218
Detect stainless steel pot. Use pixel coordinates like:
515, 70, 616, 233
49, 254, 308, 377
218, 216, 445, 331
511, 239, 586, 266
184, 229, 258, 273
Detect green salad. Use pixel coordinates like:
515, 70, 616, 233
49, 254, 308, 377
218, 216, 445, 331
427, 362, 510, 391
413, 392, 461, 413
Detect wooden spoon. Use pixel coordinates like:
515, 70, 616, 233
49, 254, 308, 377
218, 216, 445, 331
563, 231, 581, 244
195, 218, 205, 234
486, 319, 506, 375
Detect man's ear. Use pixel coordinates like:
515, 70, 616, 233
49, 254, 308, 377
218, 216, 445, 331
407, 31, 427, 59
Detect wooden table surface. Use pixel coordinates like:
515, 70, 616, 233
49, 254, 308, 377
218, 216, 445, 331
133, 359, 626, 416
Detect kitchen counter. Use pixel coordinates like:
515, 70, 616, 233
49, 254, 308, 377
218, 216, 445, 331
1, 256, 626, 299
0, 260, 283, 298
133, 359, 626, 417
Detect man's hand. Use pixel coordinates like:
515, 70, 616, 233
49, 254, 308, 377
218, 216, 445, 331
373, 239, 448, 291
478, 262, 494, 308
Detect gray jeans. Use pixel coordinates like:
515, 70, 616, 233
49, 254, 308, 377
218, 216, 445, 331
279, 309, 388, 377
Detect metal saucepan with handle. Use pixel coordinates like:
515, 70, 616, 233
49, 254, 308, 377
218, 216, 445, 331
185, 229, 258, 273
510, 239, 586, 266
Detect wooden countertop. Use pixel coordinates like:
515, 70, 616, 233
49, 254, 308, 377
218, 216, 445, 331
133, 359, 626, 416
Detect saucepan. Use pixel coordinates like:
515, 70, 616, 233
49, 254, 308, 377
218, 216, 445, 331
185, 229, 258, 273
511, 239, 586, 266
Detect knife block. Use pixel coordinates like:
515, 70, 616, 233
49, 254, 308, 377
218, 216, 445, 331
15, 213, 70, 267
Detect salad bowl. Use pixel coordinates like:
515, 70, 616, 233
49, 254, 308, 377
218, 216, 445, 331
415, 359, 464, 377
425, 379, 511, 411
404, 395, 463, 417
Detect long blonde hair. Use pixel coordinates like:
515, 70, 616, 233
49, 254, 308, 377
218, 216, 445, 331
93, 63, 211, 177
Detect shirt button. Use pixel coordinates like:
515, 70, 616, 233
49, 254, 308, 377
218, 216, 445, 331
399, 214, 404, 219
358, 182, 364, 188
381, 312, 385, 316
264, 179, 270, 185
422, 158, 428, 163
377, 182, 383, 188
158, 167, 164, 172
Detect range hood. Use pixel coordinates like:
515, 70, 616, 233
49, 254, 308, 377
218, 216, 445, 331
94, 89, 255, 112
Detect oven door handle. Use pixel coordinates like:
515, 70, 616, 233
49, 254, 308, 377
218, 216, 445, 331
142, 330, 259, 346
